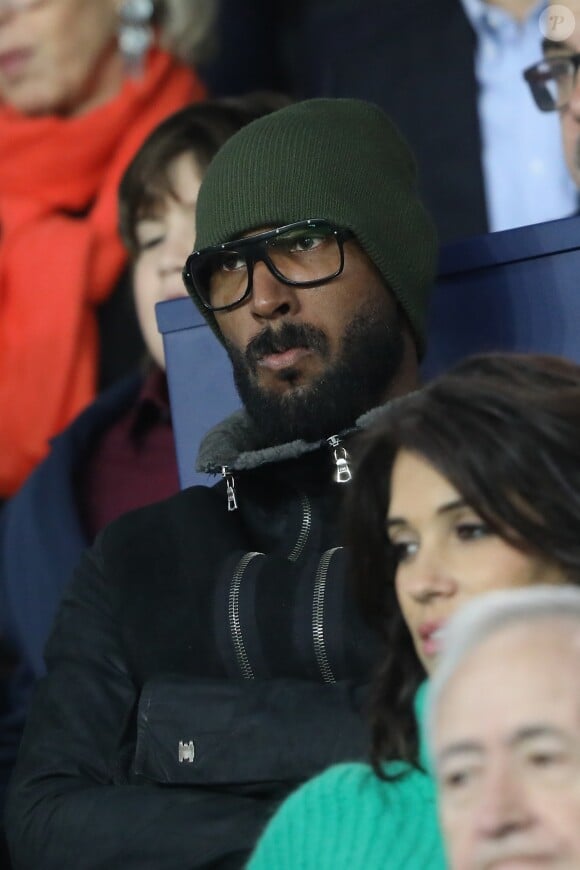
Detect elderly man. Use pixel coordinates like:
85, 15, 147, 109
428, 584, 580, 869
524, 0, 580, 189
6, 99, 437, 869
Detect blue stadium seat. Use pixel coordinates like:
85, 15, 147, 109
158, 215, 580, 489
156, 297, 239, 488
422, 214, 580, 379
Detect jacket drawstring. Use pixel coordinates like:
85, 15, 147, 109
222, 466, 238, 512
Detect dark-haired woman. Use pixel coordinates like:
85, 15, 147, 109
248, 352, 580, 869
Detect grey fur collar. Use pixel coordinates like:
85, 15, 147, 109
196, 391, 417, 475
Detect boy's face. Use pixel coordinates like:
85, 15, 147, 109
132, 152, 202, 369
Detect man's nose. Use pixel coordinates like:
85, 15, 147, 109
474, 759, 533, 841
248, 258, 300, 320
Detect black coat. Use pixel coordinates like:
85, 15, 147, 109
7, 432, 380, 869
0, 375, 140, 846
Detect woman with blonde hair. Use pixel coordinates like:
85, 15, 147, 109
0, 0, 212, 499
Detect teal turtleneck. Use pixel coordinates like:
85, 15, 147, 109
246, 683, 447, 869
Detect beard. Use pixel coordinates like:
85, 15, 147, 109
225, 301, 405, 446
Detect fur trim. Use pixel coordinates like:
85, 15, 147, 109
196, 392, 417, 475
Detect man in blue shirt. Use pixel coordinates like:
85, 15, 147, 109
525, 1, 580, 192
202, 0, 577, 241
463, 0, 577, 230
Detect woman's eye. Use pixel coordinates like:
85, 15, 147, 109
455, 521, 490, 541
390, 540, 418, 564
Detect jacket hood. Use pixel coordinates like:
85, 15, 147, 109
196, 393, 416, 476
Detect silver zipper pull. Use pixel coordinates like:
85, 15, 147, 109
222, 466, 238, 511
327, 436, 352, 484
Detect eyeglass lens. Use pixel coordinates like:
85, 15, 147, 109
532, 57, 578, 110
197, 225, 343, 310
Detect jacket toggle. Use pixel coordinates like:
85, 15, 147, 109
221, 466, 238, 512
220, 434, 352, 512
326, 436, 352, 483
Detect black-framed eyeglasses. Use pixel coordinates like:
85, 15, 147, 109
182, 219, 355, 313
523, 52, 580, 112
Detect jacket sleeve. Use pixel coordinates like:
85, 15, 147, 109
5, 539, 370, 870
0, 503, 29, 820
5, 543, 268, 870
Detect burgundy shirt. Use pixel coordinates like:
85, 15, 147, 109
81, 367, 180, 540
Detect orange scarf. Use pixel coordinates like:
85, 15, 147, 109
0, 49, 204, 497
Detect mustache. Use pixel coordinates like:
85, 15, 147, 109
245, 322, 329, 371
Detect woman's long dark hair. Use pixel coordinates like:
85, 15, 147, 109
344, 352, 580, 777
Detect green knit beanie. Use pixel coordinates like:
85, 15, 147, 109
193, 98, 438, 353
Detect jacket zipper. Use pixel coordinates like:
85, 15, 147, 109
312, 546, 342, 683
287, 494, 312, 562
221, 433, 352, 512
225, 439, 348, 679
229, 551, 262, 679
221, 466, 238, 511
326, 436, 352, 483
227, 492, 311, 677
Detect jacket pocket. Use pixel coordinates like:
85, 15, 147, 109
133, 675, 368, 787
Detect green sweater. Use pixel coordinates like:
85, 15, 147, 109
247, 685, 446, 869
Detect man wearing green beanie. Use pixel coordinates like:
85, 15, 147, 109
9, 99, 438, 868
185, 97, 437, 451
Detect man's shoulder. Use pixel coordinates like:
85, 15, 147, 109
270, 763, 384, 824
284, 760, 433, 813
106, 481, 220, 529
249, 761, 444, 869
96, 481, 226, 564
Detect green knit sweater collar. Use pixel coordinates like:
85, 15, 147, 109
416, 680, 432, 772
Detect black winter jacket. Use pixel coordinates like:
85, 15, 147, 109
6, 410, 383, 869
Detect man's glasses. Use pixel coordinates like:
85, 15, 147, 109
182, 219, 354, 313
523, 53, 580, 112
